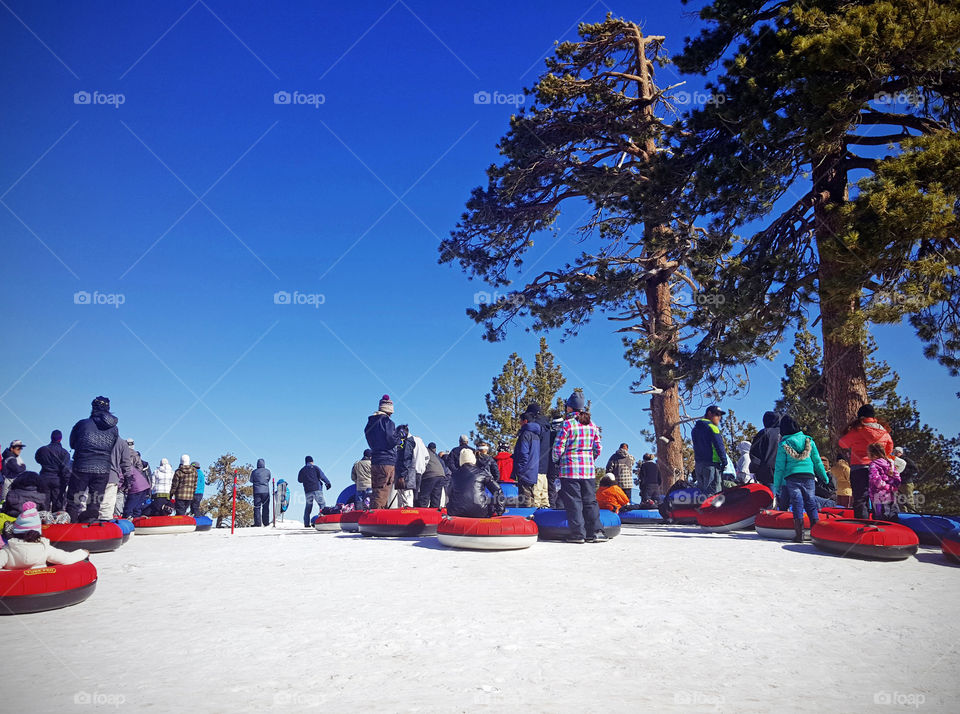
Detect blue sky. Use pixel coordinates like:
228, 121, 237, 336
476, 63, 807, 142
1, 0, 955, 510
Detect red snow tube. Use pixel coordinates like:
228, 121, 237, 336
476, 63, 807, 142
42, 522, 124, 553
697, 484, 773, 532
811, 518, 919, 560
132, 515, 196, 534
821, 507, 855, 518
313, 514, 342, 532
437, 516, 539, 551
340, 510, 365, 533
0, 561, 98, 615
358, 508, 443, 537
941, 529, 960, 564
755, 509, 843, 540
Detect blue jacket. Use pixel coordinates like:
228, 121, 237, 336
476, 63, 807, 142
250, 459, 272, 494
69, 409, 119, 474
691, 418, 728, 467
511, 421, 541, 486
35, 441, 71, 483
298, 463, 331, 492
365, 413, 400, 466
194, 468, 205, 495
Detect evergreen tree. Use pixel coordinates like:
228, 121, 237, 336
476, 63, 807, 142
775, 316, 829, 449
720, 409, 758, 461
524, 337, 566, 414
475, 352, 530, 448
201, 453, 254, 528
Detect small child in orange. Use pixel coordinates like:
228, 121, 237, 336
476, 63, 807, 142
597, 474, 630, 513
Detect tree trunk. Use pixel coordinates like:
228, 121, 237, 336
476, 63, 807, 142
813, 154, 868, 448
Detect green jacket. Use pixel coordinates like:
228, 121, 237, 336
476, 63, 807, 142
773, 432, 829, 495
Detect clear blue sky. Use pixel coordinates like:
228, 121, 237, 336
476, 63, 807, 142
2, 0, 955, 508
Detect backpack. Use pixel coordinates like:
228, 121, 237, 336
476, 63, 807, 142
275, 479, 290, 513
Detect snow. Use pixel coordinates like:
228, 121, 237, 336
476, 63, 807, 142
8, 521, 959, 713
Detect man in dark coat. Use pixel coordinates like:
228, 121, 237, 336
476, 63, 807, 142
66, 396, 119, 522
447, 449, 504, 518
2, 440, 28, 502
749, 411, 781, 488
365, 395, 401, 509
511, 413, 541, 507
418, 443, 446, 508
638, 453, 662, 505
35, 430, 72, 512
444, 435, 469, 473
250, 458, 272, 527
298, 456, 331, 527
525, 402, 553, 506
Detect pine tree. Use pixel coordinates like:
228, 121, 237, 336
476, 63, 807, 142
775, 317, 829, 450
720, 409, 758, 463
201, 453, 254, 528
524, 337, 566, 414
475, 352, 530, 449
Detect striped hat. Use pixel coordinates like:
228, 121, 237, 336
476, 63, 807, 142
13, 502, 42, 534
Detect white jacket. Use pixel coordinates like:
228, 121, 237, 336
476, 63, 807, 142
412, 436, 430, 476
152, 458, 174, 494
0, 537, 89, 569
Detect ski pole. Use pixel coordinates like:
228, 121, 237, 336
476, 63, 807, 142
272, 477, 276, 528
231, 469, 238, 534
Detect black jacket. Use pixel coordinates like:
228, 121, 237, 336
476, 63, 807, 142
69, 409, 119, 474
448, 465, 504, 518
298, 463, 331, 492
476, 452, 499, 482
639, 460, 661, 487
445, 445, 468, 472
749, 412, 781, 486
1, 472, 50, 516
35, 442, 71, 484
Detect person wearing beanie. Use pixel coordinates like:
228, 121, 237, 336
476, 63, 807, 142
838, 404, 894, 518
495, 443, 514, 483
250, 459, 272, 526
691, 405, 728, 496
773, 415, 830, 542
298, 455, 332, 527
748, 411, 781, 487
35, 430, 72, 513
596, 474, 630, 513
552, 391, 606, 543
65, 396, 119, 523
191, 462, 206, 518
524, 403, 553, 507
351, 449, 373, 509
511, 412, 541, 506
152, 458, 175, 499
447, 449, 505, 518
364, 395, 401, 509
0, 502, 89, 569
170, 455, 200, 517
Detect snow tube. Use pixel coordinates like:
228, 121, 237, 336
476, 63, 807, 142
0, 560, 98, 615
755, 509, 842, 540
339, 510, 364, 533
43, 522, 124, 553
503, 506, 537, 518
336, 484, 356, 505
697, 483, 774, 532
661, 487, 704, 524
358, 508, 443, 537
109, 519, 135, 544
132, 515, 197, 535
533, 508, 621, 541
811, 518, 919, 561
896, 513, 960, 546
194, 516, 213, 532
620, 509, 664, 526
437, 516, 538, 551
312, 514, 342, 532
942, 529, 960, 564
498, 482, 519, 508
820, 507, 854, 518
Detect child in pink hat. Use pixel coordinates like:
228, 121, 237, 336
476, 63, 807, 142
0, 502, 89, 569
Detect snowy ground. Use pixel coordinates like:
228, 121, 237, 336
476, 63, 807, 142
9, 520, 959, 713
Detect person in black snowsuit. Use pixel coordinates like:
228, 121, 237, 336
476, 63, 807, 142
298, 456, 331, 528
34, 430, 71, 513
66, 396, 119, 523
475, 443, 500, 482
1, 472, 51, 518
638, 453, 662, 505
546, 415, 564, 508
394, 424, 419, 506
447, 449, 504, 518
749, 411, 781, 488
250, 458, 272, 527
419, 443, 446, 508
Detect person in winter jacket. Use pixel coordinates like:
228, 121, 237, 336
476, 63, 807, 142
524, 403, 553, 508
298, 456, 331, 527
830, 456, 853, 508
552, 391, 605, 543
351, 449, 373, 509
34, 431, 71, 512
748, 411, 780, 487
447, 449, 504, 518
773, 415, 830, 542
152, 458, 174, 498
605, 444, 636, 502
596, 474, 629, 513
893, 447, 919, 512
735, 441, 753, 484
1, 439, 28, 501
250, 458, 271, 526
691, 406, 728, 496
418, 443, 446, 508
815, 458, 838, 507
495, 444, 514, 483
364, 395, 401, 509
121, 452, 152, 519
0, 502, 89, 569
191, 462, 205, 517
475, 443, 500, 483
838, 404, 894, 519
444, 435, 470, 474
65, 396, 119, 523
95, 436, 134, 521
546, 415, 564, 508
868, 443, 901, 521
0, 472, 51, 519
637, 453, 661, 505
511, 413, 542, 507
170, 455, 200, 516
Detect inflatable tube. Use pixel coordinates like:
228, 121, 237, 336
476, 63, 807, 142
503, 507, 538, 518
0, 560, 98, 615
661, 487, 705, 524
498, 482, 519, 508
132, 515, 197, 535
820, 507, 855, 518
532, 509, 621, 541
43, 522, 124, 553
620, 509, 664, 526
755, 510, 843, 540
358, 508, 443, 537
339, 510, 364, 533
312, 514, 342, 532
895, 513, 960, 546
336, 484, 357, 506
811, 518, 919, 561
193, 516, 213, 532
437, 516, 538, 551
697, 484, 774, 532
942, 528, 960, 564
108, 519, 135, 544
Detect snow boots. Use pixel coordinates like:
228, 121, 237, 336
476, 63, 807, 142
793, 515, 804, 543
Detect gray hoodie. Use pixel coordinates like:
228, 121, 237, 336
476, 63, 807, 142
250, 458, 272, 494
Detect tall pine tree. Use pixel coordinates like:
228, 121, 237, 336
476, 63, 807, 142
201, 454, 254, 528
524, 337, 566, 414
475, 352, 530, 448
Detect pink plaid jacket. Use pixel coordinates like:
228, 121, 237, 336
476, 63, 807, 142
552, 417, 602, 479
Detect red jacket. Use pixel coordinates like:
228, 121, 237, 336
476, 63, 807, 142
838, 419, 894, 466
495, 452, 514, 482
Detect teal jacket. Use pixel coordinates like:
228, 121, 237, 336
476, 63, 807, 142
773, 432, 828, 495
194, 468, 205, 496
